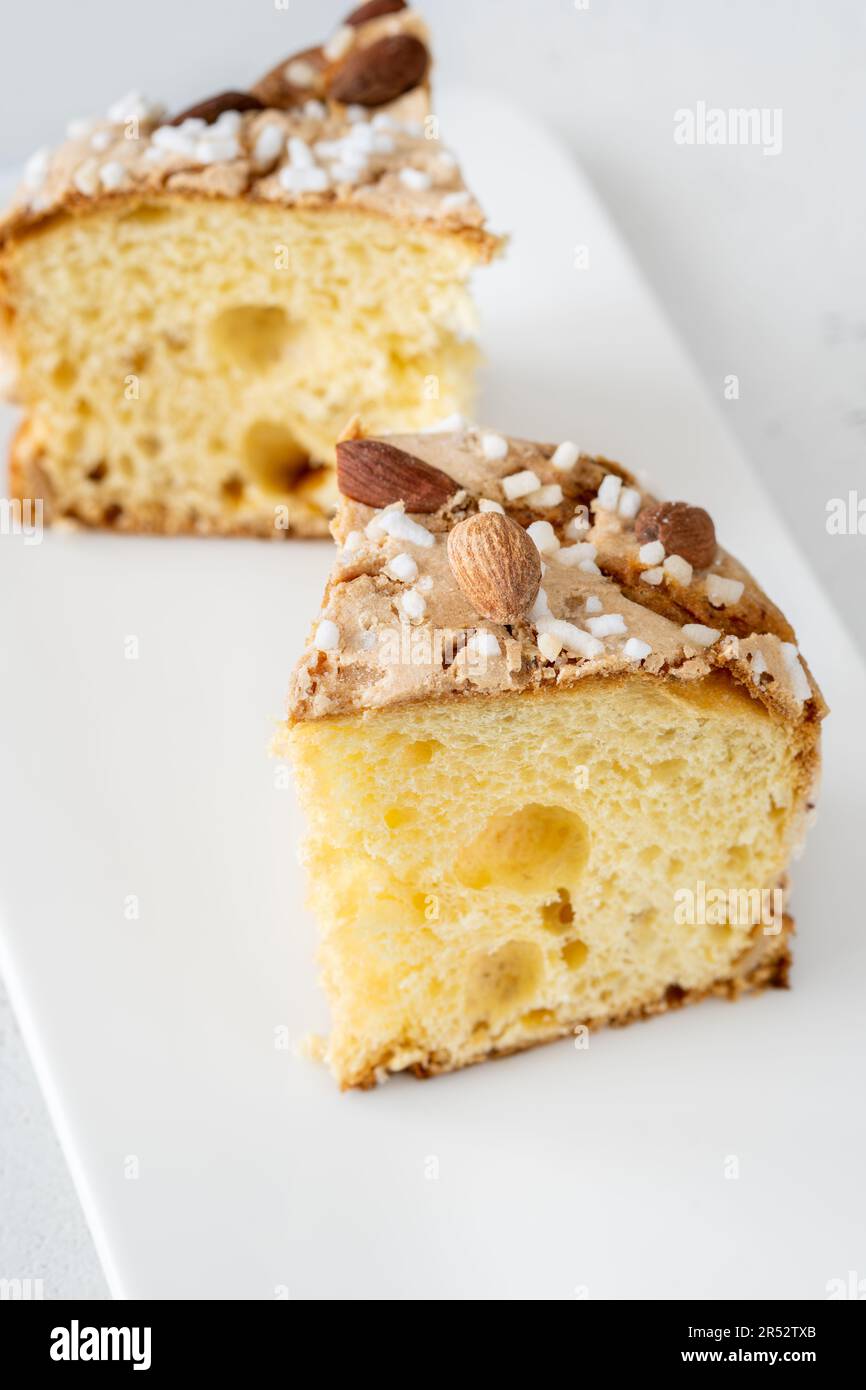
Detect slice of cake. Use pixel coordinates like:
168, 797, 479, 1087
283, 423, 825, 1088
0, 2, 498, 537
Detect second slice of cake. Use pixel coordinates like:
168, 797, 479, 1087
0, 2, 498, 536
286, 428, 824, 1089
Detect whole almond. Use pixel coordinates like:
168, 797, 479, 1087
169, 91, 264, 126
251, 48, 326, 109
447, 513, 542, 624
345, 0, 407, 25
326, 34, 429, 106
634, 500, 717, 569
336, 439, 457, 512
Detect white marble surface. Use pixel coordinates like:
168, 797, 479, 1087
1, 0, 863, 1300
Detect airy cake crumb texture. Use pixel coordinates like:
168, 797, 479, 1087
3, 203, 483, 535
289, 677, 806, 1087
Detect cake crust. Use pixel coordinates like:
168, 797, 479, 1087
289, 425, 827, 729
0, 5, 498, 256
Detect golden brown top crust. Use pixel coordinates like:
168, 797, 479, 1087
288, 423, 827, 726
0, 4, 497, 256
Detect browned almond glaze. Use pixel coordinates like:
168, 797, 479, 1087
250, 48, 326, 109
169, 91, 265, 126
634, 500, 717, 569
345, 0, 407, 25
336, 439, 457, 512
326, 34, 430, 106
447, 512, 542, 624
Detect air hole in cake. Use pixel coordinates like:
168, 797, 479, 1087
521, 1008, 555, 1030
86, 462, 107, 483
221, 475, 246, 506
243, 421, 309, 496
405, 739, 443, 767
540, 888, 574, 931
103, 504, 124, 525
725, 845, 750, 873
629, 908, 657, 947
384, 806, 415, 830
466, 941, 543, 1023
290, 463, 328, 500
561, 939, 589, 970
653, 757, 687, 785
118, 203, 173, 226
52, 359, 77, 390
210, 305, 293, 371
126, 347, 150, 374
137, 434, 160, 458
456, 803, 589, 893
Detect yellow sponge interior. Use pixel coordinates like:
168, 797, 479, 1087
289, 675, 804, 1086
3, 199, 482, 533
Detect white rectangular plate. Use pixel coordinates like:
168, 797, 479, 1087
1, 90, 864, 1301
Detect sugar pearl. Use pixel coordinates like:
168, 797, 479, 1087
98, 161, 127, 190
526, 520, 560, 555
663, 554, 693, 586
682, 623, 721, 649
286, 59, 316, 87
314, 619, 340, 652
551, 441, 580, 472
781, 642, 812, 703
502, 469, 541, 501
526, 484, 564, 509
705, 574, 745, 607
399, 167, 432, 191
469, 630, 500, 658
536, 618, 604, 659
618, 486, 642, 520
586, 613, 626, 638
596, 474, 622, 511
556, 541, 596, 567
623, 637, 652, 662
538, 632, 564, 661
253, 123, 285, 170
638, 540, 665, 566
401, 589, 426, 621
387, 552, 419, 583
324, 25, 355, 62
480, 432, 508, 461
528, 587, 552, 621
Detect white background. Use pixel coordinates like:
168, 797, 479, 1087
0, 0, 863, 1300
